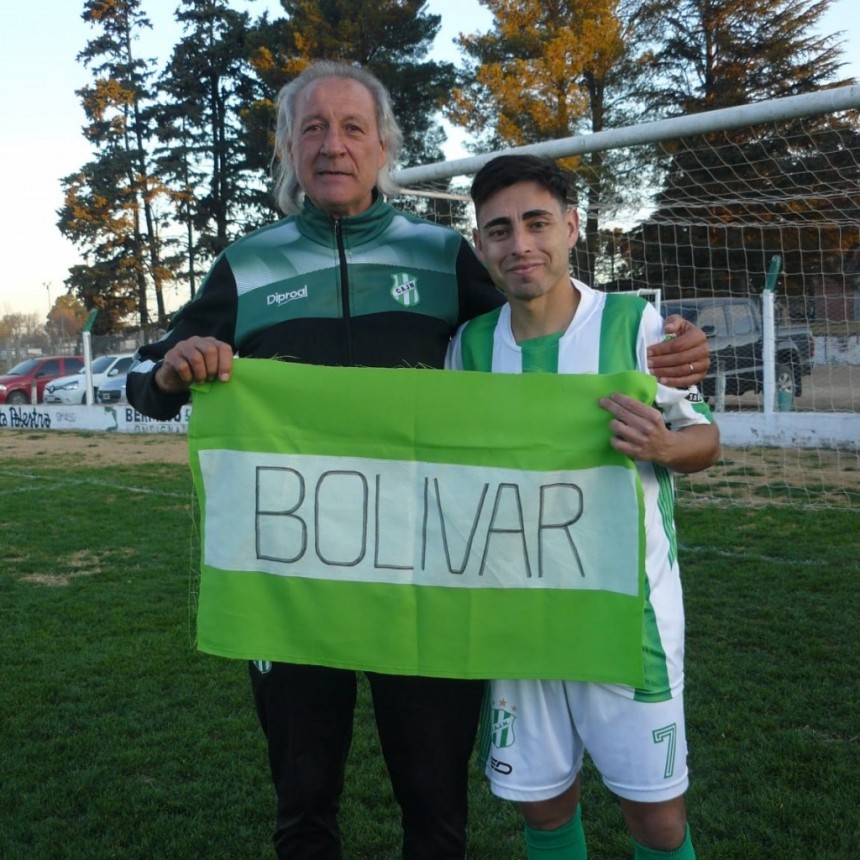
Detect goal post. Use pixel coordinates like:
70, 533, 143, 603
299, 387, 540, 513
391, 87, 860, 509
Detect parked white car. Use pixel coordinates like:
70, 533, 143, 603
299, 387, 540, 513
96, 362, 135, 404
43, 353, 136, 405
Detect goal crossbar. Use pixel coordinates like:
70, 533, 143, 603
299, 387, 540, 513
393, 85, 860, 186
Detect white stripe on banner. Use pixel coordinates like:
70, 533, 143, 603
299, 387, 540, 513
200, 450, 640, 595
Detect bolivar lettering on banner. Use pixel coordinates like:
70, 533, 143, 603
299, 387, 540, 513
188, 359, 656, 685
199, 451, 638, 593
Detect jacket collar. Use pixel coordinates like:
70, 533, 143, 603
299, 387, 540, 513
296, 191, 396, 247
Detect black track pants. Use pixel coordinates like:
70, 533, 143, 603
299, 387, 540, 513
249, 662, 485, 860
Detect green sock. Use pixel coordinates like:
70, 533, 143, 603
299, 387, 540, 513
524, 804, 587, 859
633, 824, 696, 860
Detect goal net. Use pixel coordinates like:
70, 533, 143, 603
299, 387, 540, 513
391, 87, 860, 509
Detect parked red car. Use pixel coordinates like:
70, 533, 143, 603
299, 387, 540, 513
0, 356, 85, 405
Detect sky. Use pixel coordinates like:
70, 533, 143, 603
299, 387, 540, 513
0, 0, 857, 321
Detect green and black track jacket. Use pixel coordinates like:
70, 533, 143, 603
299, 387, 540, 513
127, 193, 503, 420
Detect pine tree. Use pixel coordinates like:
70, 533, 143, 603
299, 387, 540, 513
449, 0, 656, 281
622, 0, 859, 304
156, 0, 271, 302
641, 0, 847, 114
58, 0, 170, 330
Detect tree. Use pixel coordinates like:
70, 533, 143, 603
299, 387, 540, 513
58, 0, 170, 330
58, 155, 146, 332
450, 0, 623, 145
621, 0, 859, 303
0, 313, 43, 355
640, 0, 847, 115
156, 0, 271, 301
449, 0, 659, 281
47, 294, 88, 342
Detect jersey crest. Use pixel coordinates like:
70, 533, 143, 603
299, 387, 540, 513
491, 702, 517, 748
391, 273, 420, 307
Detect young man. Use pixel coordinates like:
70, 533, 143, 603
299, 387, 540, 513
128, 61, 711, 859
447, 155, 720, 860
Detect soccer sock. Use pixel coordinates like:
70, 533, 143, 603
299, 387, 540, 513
524, 804, 587, 859
632, 824, 696, 860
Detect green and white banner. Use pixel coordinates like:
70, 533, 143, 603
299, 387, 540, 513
188, 359, 656, 685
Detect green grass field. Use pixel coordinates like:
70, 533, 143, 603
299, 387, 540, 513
1, 434, 858, 859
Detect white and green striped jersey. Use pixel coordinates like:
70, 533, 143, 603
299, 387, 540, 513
446, 279, 714, 700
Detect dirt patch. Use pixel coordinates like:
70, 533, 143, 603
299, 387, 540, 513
2, 425, 857, 507
1, 429, 190, 466
678, 444, 860, 508
19, 571, 97, 588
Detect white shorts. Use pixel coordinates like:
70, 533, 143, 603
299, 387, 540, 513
483, 679, 689, 803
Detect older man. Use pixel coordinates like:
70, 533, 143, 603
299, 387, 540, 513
127, 61, 709, 860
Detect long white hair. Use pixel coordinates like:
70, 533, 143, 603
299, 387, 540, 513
272, 61, 403, 214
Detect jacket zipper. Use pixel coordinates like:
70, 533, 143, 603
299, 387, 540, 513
335, 219, 353, 365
